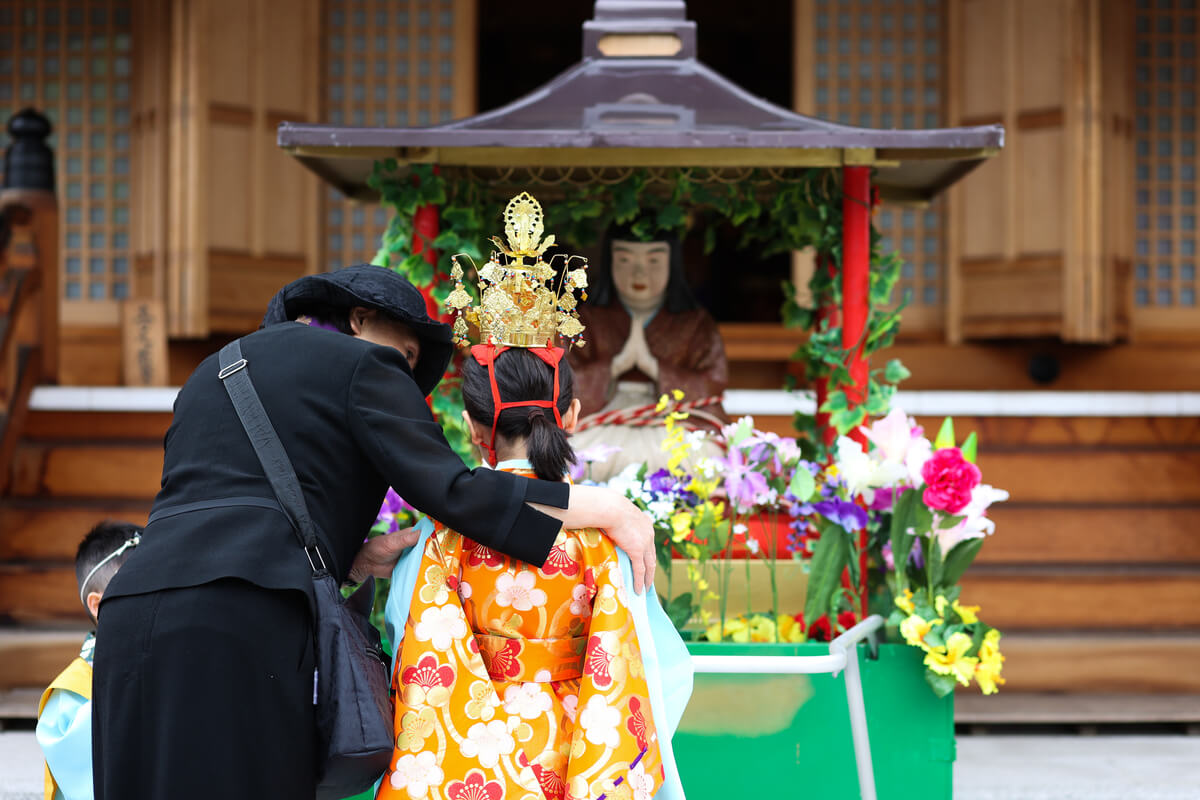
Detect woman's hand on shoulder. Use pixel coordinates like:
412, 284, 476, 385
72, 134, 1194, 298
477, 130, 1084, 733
347, 526, 421, 584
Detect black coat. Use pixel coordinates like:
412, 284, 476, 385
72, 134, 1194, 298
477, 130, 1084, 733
106, 322, 569, 602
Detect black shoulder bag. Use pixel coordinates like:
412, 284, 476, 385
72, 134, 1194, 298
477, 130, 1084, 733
218, 340, 393, 799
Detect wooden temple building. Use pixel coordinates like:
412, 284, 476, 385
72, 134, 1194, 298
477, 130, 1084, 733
0, 0, 1198, 726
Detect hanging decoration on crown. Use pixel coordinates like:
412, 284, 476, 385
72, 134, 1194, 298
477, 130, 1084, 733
445, 192, 589, 350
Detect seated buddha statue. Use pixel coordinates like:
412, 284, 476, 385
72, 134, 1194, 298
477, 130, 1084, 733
568, 223, 728, 481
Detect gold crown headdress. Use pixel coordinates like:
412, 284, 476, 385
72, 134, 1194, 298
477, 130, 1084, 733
446, 192, 588, 349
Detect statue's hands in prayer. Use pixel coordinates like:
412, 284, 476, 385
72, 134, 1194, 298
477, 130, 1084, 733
611, 318, 659, 380
347, 526, 421, 584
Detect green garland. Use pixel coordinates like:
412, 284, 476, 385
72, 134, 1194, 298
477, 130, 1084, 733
368, 162, 908, 456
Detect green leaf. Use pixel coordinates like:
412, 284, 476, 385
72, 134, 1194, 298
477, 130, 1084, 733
820, 390, 850, 413
883, 358, 911, 384
804, 522, 852, 627
928, 534, 946, 589
924, 669, 957, 698
940, 538, 985, 588
664, 593, 695, 632
960, 432, 978, 464
829, 406, 866, 434
728, 416, 754, 447
934, 417, 956, 450
788, 466, 816, 502
888, 488, 919, 592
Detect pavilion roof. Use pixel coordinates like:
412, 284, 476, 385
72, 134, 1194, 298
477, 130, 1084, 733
278, 1, 1002, 205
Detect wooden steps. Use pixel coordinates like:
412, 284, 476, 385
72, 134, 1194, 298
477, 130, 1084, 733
1, 398, 1199, 720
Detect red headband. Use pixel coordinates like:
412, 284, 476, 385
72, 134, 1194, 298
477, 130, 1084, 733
469, 344, 564, 466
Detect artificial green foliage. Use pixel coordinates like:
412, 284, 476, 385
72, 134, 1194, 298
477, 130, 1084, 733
368, 163, 910, 457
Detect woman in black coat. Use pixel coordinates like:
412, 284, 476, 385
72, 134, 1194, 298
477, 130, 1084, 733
92, 265, 656, 800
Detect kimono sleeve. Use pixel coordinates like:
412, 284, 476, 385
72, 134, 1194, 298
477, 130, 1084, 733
570, 540, 665, 800
36, 687, 93, 800
346, 345, 568, 565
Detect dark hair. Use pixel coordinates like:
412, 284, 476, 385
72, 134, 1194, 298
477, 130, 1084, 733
589, 222, 699, 312
75, 520, 142, 608
461, 349, 577, 481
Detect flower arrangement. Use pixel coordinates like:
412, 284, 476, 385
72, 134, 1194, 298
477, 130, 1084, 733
801, 409, 1009, 696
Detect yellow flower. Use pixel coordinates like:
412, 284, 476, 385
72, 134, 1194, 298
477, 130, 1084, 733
655, 393, 670, 413
952, 600, 980, 624
975, 657, 1005, 695
894, 589, 915, 615
778, 614, 807, 643
934, 595, 949, 617
899, 614, 934, 651
670, 511, 693, 542
924, 632, 979, 687
748, 615, 778, 643
672, 388, 685, 402
706, 618, 749, 643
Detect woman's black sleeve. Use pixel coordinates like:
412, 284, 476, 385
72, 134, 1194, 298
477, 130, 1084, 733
346, 345, 569, 565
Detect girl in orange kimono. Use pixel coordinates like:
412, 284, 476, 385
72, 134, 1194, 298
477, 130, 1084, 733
379, 346, 690, 800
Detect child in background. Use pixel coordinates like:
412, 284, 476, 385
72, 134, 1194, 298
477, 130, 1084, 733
36, 521, 142, 800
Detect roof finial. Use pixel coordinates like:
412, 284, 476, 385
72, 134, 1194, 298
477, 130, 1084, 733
584, 0, 696, 59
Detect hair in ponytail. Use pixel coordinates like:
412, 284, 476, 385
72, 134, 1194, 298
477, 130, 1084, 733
461, 349, 577, 481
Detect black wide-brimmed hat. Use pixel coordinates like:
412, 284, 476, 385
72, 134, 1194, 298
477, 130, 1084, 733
261, 264, 453, 396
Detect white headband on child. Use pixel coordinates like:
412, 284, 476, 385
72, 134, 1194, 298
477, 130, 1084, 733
79, 534, 141, 606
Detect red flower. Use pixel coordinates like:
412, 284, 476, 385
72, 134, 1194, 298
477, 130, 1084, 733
485, 639, 522, 679
807, 615, 832, 642
401, 653, 455, 690
447, 769, 504, 800
465, 542, 504, 568
920, 447, 981, 514
541, 542, 580, 577
585, 634, 613, 688
836, 611, 858, 633
626, 696, 650, 749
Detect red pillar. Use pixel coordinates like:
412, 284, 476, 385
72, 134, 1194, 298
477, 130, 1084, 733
842, 165, 872, 614
411, 204, 444, 321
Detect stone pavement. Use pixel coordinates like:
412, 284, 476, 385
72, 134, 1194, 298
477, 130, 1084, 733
1, 732, 1198, 799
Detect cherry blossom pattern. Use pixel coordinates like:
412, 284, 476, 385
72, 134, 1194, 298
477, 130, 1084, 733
579, 695, 621, 748
493, 571, 548, 612
540, 540, 580, 578
446, 769, 504, 800
465, 541, 504, 569
626, 760, 657, 800
389, 751, 444, 798
460, 719, 516, 769
569, 583, 593, 616
584, 632, 616, 689
503, 682, 554, 719
483, 638, 523, 680
625, 696, 650, 750
532, 762, 567, 800
414, 604, 468, 651
400, 653, 455, 707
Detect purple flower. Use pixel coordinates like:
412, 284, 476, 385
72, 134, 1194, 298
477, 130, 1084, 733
375, 487, 414, 535
811, 499, 869, 532
870, 486, 897, 512
723, 448, 770, 512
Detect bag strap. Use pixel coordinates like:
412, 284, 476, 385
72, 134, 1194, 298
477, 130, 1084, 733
218, 339, 328, 576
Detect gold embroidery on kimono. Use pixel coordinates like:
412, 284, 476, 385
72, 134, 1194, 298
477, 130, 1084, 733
379, 471, 663, 800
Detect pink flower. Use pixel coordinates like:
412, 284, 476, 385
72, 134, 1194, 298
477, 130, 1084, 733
920, 448, 982, 514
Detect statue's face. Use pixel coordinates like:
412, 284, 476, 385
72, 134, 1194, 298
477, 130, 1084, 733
610, 240, 670, 308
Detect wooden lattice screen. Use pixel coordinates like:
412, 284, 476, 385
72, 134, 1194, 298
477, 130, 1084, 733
322, 0, 476, 271
0, 0, 133, 323
799, 0, 947, 335
1133, 0, 1200, 334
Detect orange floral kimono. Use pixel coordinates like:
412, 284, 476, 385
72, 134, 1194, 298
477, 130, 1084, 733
378, 469, 664, 800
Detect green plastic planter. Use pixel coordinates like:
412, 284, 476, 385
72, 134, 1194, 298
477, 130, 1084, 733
674, 642, 955, 800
